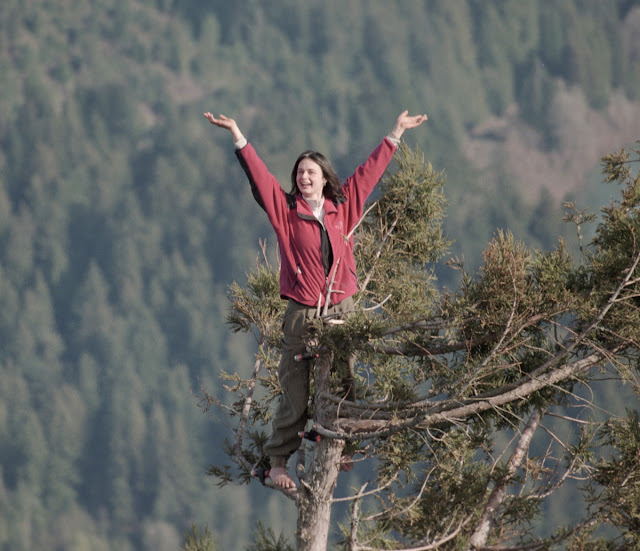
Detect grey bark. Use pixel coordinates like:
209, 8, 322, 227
295, 354, 345, 551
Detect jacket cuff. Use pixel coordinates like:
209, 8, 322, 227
385, 134, 401, 147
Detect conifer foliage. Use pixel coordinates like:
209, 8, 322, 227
207, 142, 640, 550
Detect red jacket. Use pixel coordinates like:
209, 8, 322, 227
236, 138, 397, 307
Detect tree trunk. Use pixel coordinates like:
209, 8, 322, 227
296, 437, 343, 550
295, 355, 345, 550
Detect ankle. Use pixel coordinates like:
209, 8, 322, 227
271, 456, 288, 469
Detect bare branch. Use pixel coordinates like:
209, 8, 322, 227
323, 257, 344, 316
331, 350, 609, 438
348, 201, 379, 240
354, 514, 470, 551
332, 473, 398, 504
468, 409, 542, 548
357, 207, 402, 300
347, 483, 367, 551
232, 357, 263, 472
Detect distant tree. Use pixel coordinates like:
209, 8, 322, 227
564, 19, 613, 109
70, 261, 117, 366
516, 54, 557, 145
42, 384, 87, 512
538, 0, 567, 75
0, 370, 48, 490
620, 6, 640, 100
204, 141, 640, 550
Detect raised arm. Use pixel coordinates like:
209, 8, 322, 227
389, 110, 428, 140
203, 112, 246, 145
204, 112, 292, 232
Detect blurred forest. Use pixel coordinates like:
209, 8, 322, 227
0, 1, 639, 549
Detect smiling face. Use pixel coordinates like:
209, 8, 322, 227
295, 158, 326, 202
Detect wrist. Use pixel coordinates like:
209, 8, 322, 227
233, 128, 247, 149
390, 127, 403, 140
386, 133, 401, 146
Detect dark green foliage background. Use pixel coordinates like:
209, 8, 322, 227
0, 1, 638, 549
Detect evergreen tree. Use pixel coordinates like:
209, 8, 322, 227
206, 141, 640, 550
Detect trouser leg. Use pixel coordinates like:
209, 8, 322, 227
264, 297, 357, 460
265, 300, 312, 459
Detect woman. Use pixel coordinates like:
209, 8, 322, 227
204, 109, 428, 492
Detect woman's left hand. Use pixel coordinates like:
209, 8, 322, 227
390, 110, 428, 140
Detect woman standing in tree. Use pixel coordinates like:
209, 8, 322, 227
204, 109, 428, 492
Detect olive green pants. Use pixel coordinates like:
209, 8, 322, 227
265, 297, 355, 459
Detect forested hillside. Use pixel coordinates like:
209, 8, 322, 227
0, 1, 639, 549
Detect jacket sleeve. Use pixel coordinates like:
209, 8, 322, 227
341, 137, 397, 231
235, 143, 291, 237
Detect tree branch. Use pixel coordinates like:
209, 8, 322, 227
232, 356, 263, 473
329, 349, 609, 438
357, 206, 402, 300
467, 409, 542, 549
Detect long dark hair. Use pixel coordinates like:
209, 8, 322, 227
290, 150, 345, 204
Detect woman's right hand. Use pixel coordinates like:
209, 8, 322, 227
203, 112, 243, 143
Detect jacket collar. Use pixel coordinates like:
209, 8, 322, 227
295, 193, 337, 216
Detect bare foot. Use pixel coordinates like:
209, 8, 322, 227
340, 454, 354, 472
268, 466, 297, 492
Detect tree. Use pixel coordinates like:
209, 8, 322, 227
203, 141, 640, 550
